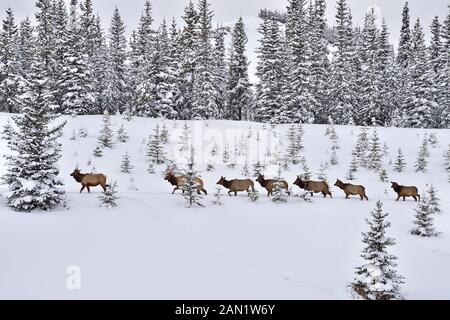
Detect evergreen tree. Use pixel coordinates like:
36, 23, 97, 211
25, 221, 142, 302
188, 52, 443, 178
403, 19, 436, 128
414, 137, 429, 172
379, 167, 389, 183
116, 124, 129, 143
147, 125, 165, 164
328, 0, 358, 125
226, 17, 252, 120
98, 181, 119, 208
411, 190, 438, 237
105, 7, 129, 114
17, 17, 35, 80
191, 0, 219, 120
352, 201, 404, 300
444, 144, 450, 182
212, 187, 223, 206
97, 111, 114, 148
427, 184, 441, 215
120, 152, 133, 174
347, 150, 359, 180
394, 148, 407, 172
93, 145, 103, 158
286, 124, 303, 164
59, 0, 94, 116
183, 146, 204, 207
367, 127, 382, 171
160, 122, 169, 144
272, 164, 289, 203
0, 8, 21, 113
2, 61, 66, 212
254, 18, 284, 123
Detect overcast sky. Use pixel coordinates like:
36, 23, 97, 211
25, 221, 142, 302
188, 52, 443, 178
0, 0, 448, 44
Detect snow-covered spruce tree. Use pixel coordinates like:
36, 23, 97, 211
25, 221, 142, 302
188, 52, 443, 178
347, 151, 359, 181
58, 0, 94, 116
330, 146, 339, 166
328, 0, 358, 125
190, 0, 219, 120
17, 17, 35, 81
116, 124, 129, 143
352, 200, 404, 300
253, 161, 264, 177
242, 161, 250, 176
0, 8, 22, 114
223, 142, 231, 164
301, 157, 312, 180
248, 189, 260, 202
254, 18, 284, 123
212, 187, 223, 206
414, 138, 429, 173
212, 24, 228, 119
120, 152, 133, 174
93, 146, 103, 158
367, 127, 382, 171
428, 132, 438, 147
394, 148, 407, 173
1, 61, 66, 212
403, 19, 436, 128
178, 122, 191, 152
317, 163, 328, 182
97, 111, 114, 148
98, 181, 119, 209
379, 167, 389, 183
147, 126, 165, 165
272, 164, 288, 204
160, 122, 169, 144
105, 7, 129, 114
226, 17, 252, 120
78, 128, 89, 138
411, 191, 438, 237
427, 184, 441, 215
183, 147, 204, 208
286, 124, 304, 165
354, 127, 369, 167
444, 145, 450, 181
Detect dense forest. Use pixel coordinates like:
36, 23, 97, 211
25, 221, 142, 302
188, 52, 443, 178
0, 0, 449, 128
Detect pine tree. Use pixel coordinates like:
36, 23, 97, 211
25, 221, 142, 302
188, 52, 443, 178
403, 19, 436, 128
105, 7, 129, 114
368, 127, 382, 171
354, 127, 369, 167
147, 125, 165, 164
212, 187, 223, 206
427, 184, 441, 215
59, 0, 94, 116
411, 190, 438, 237
253, 161, 264, 177
444, 144, 450, 181
379, 168, 389, 183
286, 124, 303, 164
347, 150, 359, 181
0, 8, 22, 113
328, 0, 358, 125
93, 146, 103, 158
120, 152, 133, 174
160, 122, 169, 144
97, 111, 114, 148
272, 164, 288, 204
352, 201, 404, 300
2, 61, 66, 212
226, 17, 252, 120
254, 18, 284, 123
178, 122, 191, 152
317, 162, 328, 182
414, 137, 429, 172
183, 146, 204, 208
394, 148, 407, 172
98, 181, 119, 209
17, 17, 35, 80
116, 124, 129, 143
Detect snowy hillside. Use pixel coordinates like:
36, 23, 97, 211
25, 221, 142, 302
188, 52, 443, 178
0, 113, 449, 299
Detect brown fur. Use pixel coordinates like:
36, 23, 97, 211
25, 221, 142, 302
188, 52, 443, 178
294, 177, 332, 198
256, 174, 290, 197
334, 179, 369, 201
217, 177, 255, 196
391, 182, 420, 202
70, 168, 108, 193
164, 172, 207, 195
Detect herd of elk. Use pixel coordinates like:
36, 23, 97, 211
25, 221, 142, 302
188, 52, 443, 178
70, 166, 422, 204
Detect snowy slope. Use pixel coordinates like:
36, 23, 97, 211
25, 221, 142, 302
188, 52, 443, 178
0, 113, 449, 299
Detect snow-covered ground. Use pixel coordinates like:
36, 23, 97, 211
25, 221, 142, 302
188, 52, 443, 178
0, 113, 449, 300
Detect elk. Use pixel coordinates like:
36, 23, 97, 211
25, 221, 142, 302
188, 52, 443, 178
294, 177, 332, 198
164, 171, 207, 195
256, 174, 290, 197
70, 167, 109, 193
391, 182, 420, 202
334, 179, 369, 201
217, 177, 255, 196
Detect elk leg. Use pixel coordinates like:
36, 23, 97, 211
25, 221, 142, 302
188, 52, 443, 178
364, 195, 369, 201
197, 190, 201, 195
172, 187, 179, 194
101, 184, 107, 192
202, 188, 208, 195
80, 185, 85, 193
417, 195, 421, 202
345, 193, 349, 199
413, 196, 418, 202
235, 191, 238, 196
311, 192, 314, 197
228, 191, 233, 197
87, 186, 91, 194
403, 196, 406, 201
329, 192, 333, 199
396, 195, 401, 202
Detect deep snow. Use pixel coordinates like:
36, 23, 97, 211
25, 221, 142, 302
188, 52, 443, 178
0, 113, 449, 299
